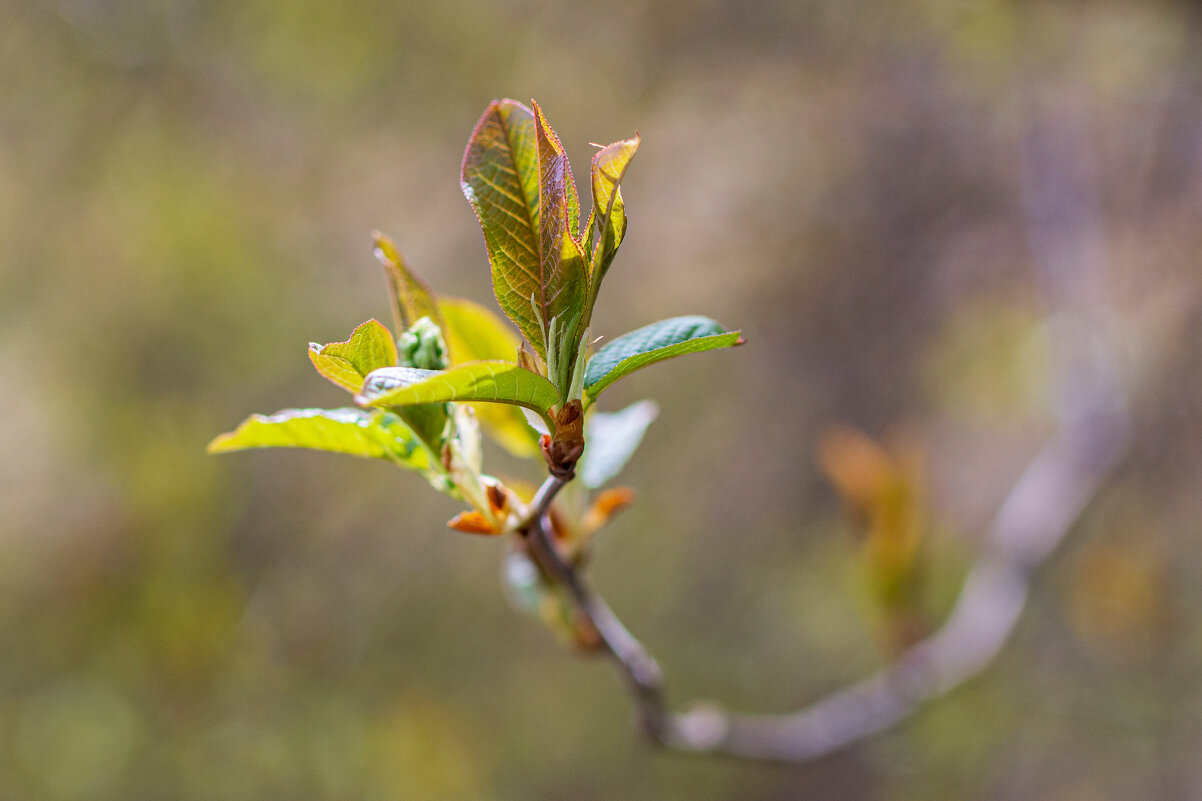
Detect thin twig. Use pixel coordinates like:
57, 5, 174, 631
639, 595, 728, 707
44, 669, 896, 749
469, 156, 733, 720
517, 475, 670, 739
518, 397, 1127, 762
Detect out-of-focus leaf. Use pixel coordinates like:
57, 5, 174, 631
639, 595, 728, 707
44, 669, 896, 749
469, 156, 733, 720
578, 400, 659, 488
440, 297, 542, 456
308, 319, 398, 393
583, 316, 743, 399
207, 407, 426, 468
440, 297, 521, 363
460, 99, 586, 360
504, 548, 547, 613
588, 135, 639, 286
582, 487, 636, 533
374, 231, 443, 332
447, 510, 503, 535
818, 425, 927, 651
356, 362, 560, 415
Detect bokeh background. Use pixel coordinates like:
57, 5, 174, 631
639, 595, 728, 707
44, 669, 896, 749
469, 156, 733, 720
3, 0, 1202, 798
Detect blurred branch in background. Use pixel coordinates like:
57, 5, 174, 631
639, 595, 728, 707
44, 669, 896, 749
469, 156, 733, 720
524, 85, 1133, 765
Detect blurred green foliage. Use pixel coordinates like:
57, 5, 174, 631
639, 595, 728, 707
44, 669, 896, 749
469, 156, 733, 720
3, 0, 1201, 798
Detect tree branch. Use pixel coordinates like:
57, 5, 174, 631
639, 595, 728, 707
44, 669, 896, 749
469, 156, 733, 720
662, 403, 1129, 762
517, 474, 670, 739
517, 396, 1128, 762
511, 87, 1133, 765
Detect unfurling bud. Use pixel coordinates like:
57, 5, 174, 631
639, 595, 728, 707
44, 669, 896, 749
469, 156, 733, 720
398, 316, 448, 370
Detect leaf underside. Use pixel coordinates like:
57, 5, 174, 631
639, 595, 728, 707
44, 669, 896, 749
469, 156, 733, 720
357, 361, 561, 414
578, 399, 659, 488
584, 315, 742, 399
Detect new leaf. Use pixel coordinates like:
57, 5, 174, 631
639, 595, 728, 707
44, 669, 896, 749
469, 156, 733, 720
374, 232, 443, 333
356, 361, 561, 419
461, 99, 586, 362
588, 134, 639, 290
207, 407, 427, 468
308, 319, 398, 393
583, 315, 743, 400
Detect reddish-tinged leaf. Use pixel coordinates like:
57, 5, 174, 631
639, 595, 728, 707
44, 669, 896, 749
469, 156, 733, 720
460, 99, 586, 361
461, 100, 542, 351
532, 100, 583, 255
531, 100, 587, 360
589, 134, 639, 287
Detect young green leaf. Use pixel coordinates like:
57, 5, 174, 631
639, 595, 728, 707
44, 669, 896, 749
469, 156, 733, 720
460, 99, 586, 361
440, 297, 542, 457
374, 231, 443, 333
440, 297, 522, 363
578, 400, 659, 488
207, 407, 427, 468
588, 134, 639, 288
308, 319, 399, 393
356, 361, 561, 417
583, 315, 743, 400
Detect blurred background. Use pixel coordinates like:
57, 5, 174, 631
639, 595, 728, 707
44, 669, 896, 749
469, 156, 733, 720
2, 0, 1201, 798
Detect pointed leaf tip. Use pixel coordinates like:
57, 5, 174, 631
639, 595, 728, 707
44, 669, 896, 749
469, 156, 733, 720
583, 316, 742, 400
374, 231, 442, 333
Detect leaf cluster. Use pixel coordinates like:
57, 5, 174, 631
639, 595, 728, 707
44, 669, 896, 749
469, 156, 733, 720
210, 99, 742, 550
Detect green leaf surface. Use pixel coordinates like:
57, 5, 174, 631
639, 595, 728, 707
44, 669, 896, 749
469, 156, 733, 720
578, 400, 659, 488
589, 134, 639, 287
308, 319, 398, 393
584, 315, 743, 399
207, 407, 427, 468
374, 231, 443, 332
357, 361, 560, 415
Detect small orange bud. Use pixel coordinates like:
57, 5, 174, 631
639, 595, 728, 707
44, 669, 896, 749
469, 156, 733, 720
486, 482, 509, 515
583, 487, 636, 533
447, 511, 501, 535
